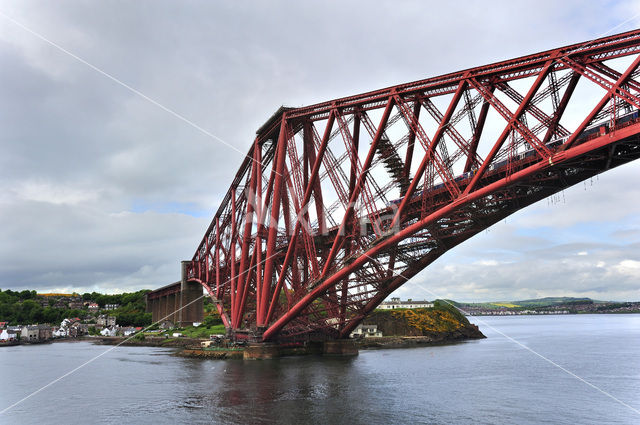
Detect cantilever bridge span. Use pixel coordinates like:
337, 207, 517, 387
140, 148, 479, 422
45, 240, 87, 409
180, 29, 640, 342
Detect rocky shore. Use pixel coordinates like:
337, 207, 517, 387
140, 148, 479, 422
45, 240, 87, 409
176, 347, 244, 359
92, 336, 202, 348
356, 324, 485, 349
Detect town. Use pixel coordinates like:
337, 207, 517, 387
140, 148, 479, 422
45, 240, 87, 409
0, 289, 151, 345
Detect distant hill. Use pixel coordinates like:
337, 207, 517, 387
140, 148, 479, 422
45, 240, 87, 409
412, 297, 639, 315
451, 297, 599, 309
513, 297, 595, 307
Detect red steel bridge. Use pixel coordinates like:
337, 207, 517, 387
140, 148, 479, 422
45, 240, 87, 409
183, 29, 640, 343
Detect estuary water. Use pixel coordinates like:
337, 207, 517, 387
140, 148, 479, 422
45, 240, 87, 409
1, 314, 639, 424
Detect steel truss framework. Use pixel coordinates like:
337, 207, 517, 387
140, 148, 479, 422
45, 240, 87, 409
186, 29, 640, 342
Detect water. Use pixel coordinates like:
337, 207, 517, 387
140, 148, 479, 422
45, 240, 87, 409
1, 314, 639, 424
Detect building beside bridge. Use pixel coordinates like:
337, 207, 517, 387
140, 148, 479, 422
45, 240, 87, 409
379, 297, 434, 310
350, 324, 383, 338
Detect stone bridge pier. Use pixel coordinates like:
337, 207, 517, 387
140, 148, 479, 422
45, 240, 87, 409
145, 261, 203, 326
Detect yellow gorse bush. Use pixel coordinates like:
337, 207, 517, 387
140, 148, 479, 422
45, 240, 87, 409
389, 308, 463, 333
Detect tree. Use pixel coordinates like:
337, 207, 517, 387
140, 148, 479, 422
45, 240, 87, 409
43, 307, 59, 325
203, 314, 222, 327
20, 290, 34, 300
30, 307, 44, 324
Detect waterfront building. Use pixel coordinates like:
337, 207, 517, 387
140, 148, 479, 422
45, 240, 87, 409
69, 322, 88, 337
21, 325, 40, 341
8, 326, 22, 337
121, 327, 137, 337
0, 329, 17, 341
378, 297, 434, 309
100, 327, 118, 337
350, 324, 383, 338
53, 327, 67, 338
37, 325, 52, 340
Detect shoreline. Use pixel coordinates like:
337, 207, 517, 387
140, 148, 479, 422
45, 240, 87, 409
355, 332, 485, 350
91, 336, 201, 348
81, 331, 487, 359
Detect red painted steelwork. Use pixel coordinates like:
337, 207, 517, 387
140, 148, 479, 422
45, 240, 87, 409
185, 29, 640, 342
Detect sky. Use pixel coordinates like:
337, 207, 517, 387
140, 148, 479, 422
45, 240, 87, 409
1, 1, 640, 302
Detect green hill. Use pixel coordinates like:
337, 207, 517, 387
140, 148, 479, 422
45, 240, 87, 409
453, 297, 597, 309
513, 297, 594, 307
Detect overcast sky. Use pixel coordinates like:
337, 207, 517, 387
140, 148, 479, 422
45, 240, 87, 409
1, 1, 639, 302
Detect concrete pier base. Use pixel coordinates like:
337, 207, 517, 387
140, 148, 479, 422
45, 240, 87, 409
242, 340, 358, 359
322, 340, 359, 356
244, 343, 280, 360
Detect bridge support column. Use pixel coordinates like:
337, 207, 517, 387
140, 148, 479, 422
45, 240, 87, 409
159, 296, 167, 321
174, 292, 180, 324
243, 340, 356, 359
243, 343, 280, 360
323, 340, 359, 356
166, 294, 178, 323
179, 261, 204, 326
151, 298, 159, 323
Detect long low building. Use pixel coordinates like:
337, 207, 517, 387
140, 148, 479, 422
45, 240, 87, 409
378, 297, 434, 310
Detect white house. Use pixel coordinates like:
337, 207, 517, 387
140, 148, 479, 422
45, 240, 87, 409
54, 318, 72, 338
100, 327, 118, 337
53, 327, 67, 338
0, 329, 17, 341
122, 327, 137, 337
350, 324, 383, 338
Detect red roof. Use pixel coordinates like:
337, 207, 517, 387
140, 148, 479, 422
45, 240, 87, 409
135, 327, 142, 331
